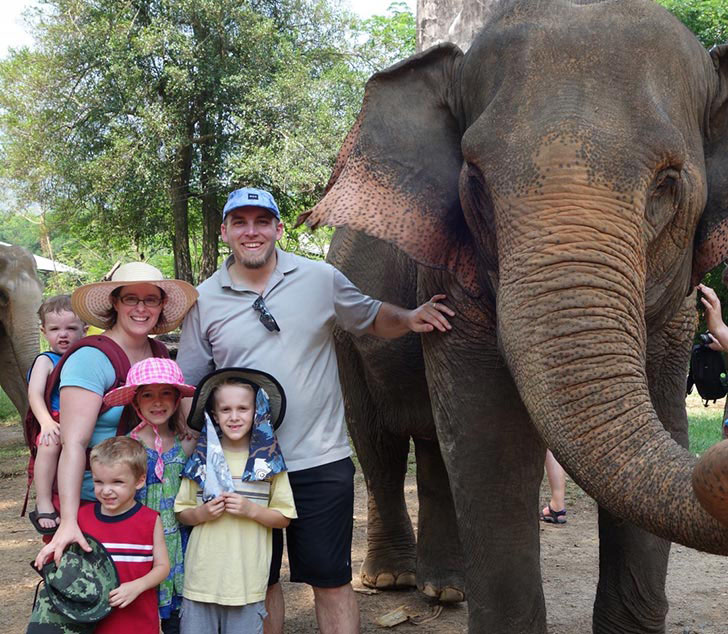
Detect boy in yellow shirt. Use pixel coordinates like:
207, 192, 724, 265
175, 368, 296, 634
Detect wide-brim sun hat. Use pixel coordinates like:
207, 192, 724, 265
187, 367, 286, 432
71, 262, 198, 335
40, 533, 119, 623
103, 357, 197, 407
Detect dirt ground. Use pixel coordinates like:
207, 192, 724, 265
2, 409, 727, 634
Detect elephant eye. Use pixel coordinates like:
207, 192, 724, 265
644, 167, 683, 236
650, 168, 680, 198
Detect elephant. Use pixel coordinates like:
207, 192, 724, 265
0, 244, 42, 419
299, 1, 728, 632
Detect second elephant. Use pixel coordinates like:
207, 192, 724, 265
302, 1, 728, 632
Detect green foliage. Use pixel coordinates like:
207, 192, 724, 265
0, 389, 19, 422
352, 1, 416, 74
688, 407, 724, 454
656, 0, 728, 47
0, 0, 416, 280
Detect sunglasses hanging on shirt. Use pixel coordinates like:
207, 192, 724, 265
253, 295, 280, 332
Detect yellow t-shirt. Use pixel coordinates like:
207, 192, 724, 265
174, 448, 297, 606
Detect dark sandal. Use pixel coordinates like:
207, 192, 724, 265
28, 508, 60, 535
540, 504, 567, 524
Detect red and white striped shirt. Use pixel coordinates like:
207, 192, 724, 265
78, 501, 159, 633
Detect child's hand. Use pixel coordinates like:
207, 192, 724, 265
221, 491, 257, 519
38, 420, 61, 446
109, 580, 142, 608
199, 496, 225, 522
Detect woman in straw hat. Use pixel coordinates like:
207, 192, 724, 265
35, 262, 198, 570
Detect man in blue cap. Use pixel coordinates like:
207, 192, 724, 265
177, 186, 454, 634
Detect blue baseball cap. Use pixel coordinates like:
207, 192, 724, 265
223, 187, 281, 222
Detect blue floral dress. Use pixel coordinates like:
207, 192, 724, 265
135, 438, 188, 619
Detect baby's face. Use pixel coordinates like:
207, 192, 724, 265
41, 310, 86, 354
212, 384, 255, 446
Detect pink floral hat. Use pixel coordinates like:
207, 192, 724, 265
103, 358, 196, 407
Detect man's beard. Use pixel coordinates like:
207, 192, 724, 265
239, 241, 276, 269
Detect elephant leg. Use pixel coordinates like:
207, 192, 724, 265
334, 332, 417, 589
421, 273, 547, 633
594, 508, 671, 634
413, 436, 465, 602
592, 299, 694, 634
358, 433, 416, 590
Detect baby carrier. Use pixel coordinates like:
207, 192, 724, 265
22, 335, 169, 515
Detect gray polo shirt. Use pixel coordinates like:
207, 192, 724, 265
177, 249, 382, 472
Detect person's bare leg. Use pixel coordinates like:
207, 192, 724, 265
312, 584, 360, 634
263, 582, 284, 634
542, 449, 566, 515
34, 442, 61, 529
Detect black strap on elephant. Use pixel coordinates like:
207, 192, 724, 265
21, 335, 169, 516
687, 342, 728, 407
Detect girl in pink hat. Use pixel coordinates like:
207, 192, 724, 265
103, 357, 196, 634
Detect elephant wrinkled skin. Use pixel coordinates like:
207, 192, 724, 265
300, 1, 728, 632
0, 245, 42, 419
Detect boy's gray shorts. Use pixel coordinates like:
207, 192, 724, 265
180, 597, 267, 634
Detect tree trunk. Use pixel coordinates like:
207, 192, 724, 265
170, 124, 194, 283
190, 17, 222, 283
416, 0, 498, 52
198, 110, 221, 282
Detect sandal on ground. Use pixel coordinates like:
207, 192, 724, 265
540, 504, 567, 525
28, 508, 60, 535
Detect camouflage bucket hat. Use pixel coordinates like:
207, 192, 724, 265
27, 534, 119, 632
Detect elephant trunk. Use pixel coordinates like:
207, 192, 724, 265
1, 281, 41, 418
494, 197, 728, 554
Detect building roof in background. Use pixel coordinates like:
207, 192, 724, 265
0, 241, 85, 274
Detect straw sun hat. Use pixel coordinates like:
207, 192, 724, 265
71, 262, 198, 335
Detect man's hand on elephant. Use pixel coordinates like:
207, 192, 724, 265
407, 295, 455, 333
368, 295, 456, 339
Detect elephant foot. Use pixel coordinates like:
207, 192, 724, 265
360, 545, 417, 590
361, 570, 417, 589
420, 582, 465, 603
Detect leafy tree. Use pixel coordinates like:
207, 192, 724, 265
0, 1, 416, 282
351, 1, 416, 74
0, 0, 354, 281
656, 0, 728, 47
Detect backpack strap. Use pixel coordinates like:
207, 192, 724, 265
47, 335, 169, 415
150, 337, 171, 359
25, 351, 61, 385
41, 336, 128, 410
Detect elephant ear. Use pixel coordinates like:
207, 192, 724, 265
298, 44, 480, 295
693, 43, 728, 285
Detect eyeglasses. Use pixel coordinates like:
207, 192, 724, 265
253, 295, 280, 332
119, 294, 164, 307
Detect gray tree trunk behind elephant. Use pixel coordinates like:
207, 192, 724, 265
300, 1, 728, 632
0, 245, 42, 420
